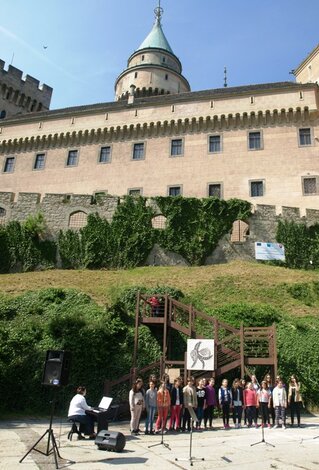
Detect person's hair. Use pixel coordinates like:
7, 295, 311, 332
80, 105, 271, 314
222, 378, 228, 385
187, 376, 194, 383
132, 378, 143, 393
232, 378, 239, 388
76, 386, 86, 395
290, 374, 299, 383
261, 380, 267, 387
174, 378, 180, 385
162, 373, 170, 383
149, 380, 155, 386
246, 382, 252, 389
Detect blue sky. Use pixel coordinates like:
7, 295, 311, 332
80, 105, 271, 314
1, 0, 319, 110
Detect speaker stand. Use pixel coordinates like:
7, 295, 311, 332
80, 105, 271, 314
19, 390, 74, 469
175, 419, 204, 466
148, 414, 171, 450
251, 425, 275, 448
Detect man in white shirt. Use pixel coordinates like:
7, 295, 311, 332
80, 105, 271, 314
68, 386, 96, 438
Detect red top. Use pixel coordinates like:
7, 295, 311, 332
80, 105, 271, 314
243, 388, 257, 406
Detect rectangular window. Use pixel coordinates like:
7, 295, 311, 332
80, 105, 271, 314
3, 156, 15, 173
132, 143, 144, 160
168, 185, 182, 197
248, 131, 262, 150
250, 180, 264, 197
67, 150, 78, 166
299, 128, 312, 146
208, 183, 222, 198
303, 177, 317, 195
34, 153, 45, 170
99, 146, 111, 163
171, 139, 183, 156
128, 188, 142, 196
209, 135, 221, 153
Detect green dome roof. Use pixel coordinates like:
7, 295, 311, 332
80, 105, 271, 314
137, 19, 174, 55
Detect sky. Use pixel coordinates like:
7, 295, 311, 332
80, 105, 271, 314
1, 0, 319, 110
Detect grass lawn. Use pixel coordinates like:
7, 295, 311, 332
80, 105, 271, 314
0, 260, 318, 316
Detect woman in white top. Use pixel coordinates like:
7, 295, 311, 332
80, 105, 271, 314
129, 378, 145, 435
68, 386, 96, 438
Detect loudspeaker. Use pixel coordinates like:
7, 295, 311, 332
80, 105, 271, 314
95, 430, 126, 452
42, 350, 71, 387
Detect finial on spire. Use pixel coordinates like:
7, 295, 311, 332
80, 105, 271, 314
224, 66, 228, 88
154, 0, 163, 24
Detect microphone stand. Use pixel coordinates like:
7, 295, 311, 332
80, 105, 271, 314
148, 410, 171, 450
175, 418, 205, 466
251, 424, 275, 448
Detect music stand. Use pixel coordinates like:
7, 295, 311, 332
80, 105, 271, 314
175, 418, 205, 466
148, 416, 171, 450
19, 390, 73, 469
251, 425, 275, 448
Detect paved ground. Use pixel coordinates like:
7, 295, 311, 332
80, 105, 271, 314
1, 415, 319, 470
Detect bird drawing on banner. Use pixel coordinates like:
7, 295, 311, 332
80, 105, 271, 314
190, 341, 213, 369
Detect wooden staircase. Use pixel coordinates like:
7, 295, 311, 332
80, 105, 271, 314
104, 292, 277, 397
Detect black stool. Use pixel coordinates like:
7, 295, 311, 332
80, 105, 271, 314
68, 419, 83, 441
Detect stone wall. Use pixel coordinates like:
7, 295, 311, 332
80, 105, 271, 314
1, 193, 319, 265
207, 204, 319, 265
0, 191, 118, 235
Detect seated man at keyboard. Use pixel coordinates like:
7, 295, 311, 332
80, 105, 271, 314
68, 386, 96, 439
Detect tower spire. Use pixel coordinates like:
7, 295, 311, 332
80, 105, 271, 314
154, 0, 163, 24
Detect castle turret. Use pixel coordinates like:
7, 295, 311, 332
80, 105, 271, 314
0, 59, 53, 120
114, 4, 190, 100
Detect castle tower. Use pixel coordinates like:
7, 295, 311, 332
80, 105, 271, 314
0, 60, 53, 120
114, 3, 190, 100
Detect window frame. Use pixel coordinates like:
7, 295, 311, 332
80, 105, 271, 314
128, 187, 143, 196
302, 176, 318, 195
2, 156, 15, 173
65, 149, 79, 167
248, 131, 263, 151
249, 179, 265, 197
132, 142, 145, 161
98, 145, 112, 164
170, 138, 184, 157
298, 127, 313, 147
33, 152, 46, 171
207, 182, 223, 199
208, 134, 222, 154
167, 185, 183, 197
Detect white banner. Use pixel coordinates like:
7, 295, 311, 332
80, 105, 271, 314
186, 339, 214, 371
255, 242, 285, 261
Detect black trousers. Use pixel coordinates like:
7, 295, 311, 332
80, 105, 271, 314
68, 414, 95, 435
204, 405, 215, 427
259, 402, 270, 425
290, 401, 302, 425
221, 403, 230, 426
246, 406, 257, 426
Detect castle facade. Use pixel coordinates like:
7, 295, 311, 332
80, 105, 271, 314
0, 6, 319, 228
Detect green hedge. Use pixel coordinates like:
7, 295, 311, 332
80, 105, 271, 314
1, 285, 318, 413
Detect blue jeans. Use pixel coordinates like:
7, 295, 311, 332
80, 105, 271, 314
145, 406, 156, 432
196, 406, 204, 426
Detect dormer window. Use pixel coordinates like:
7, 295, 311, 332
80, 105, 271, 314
162, 57, 166, 63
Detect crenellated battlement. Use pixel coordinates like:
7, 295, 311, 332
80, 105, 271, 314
0, 59, 53, 119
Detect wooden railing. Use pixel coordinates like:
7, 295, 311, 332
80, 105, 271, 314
105, 293, 277, 397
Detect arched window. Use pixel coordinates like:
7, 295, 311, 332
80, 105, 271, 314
0, 110, 6, 119
0, 207, 6, 225
152, 215, 167, 230
68, 211, 88, 229
230, 220, 249, 243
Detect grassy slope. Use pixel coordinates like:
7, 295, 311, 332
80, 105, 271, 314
0, 260, 318, 316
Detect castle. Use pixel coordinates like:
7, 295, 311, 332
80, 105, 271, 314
0, 4, 319, 233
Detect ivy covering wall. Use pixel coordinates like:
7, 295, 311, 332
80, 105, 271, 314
276, 220, 319, 269
0, 196, 251, 272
